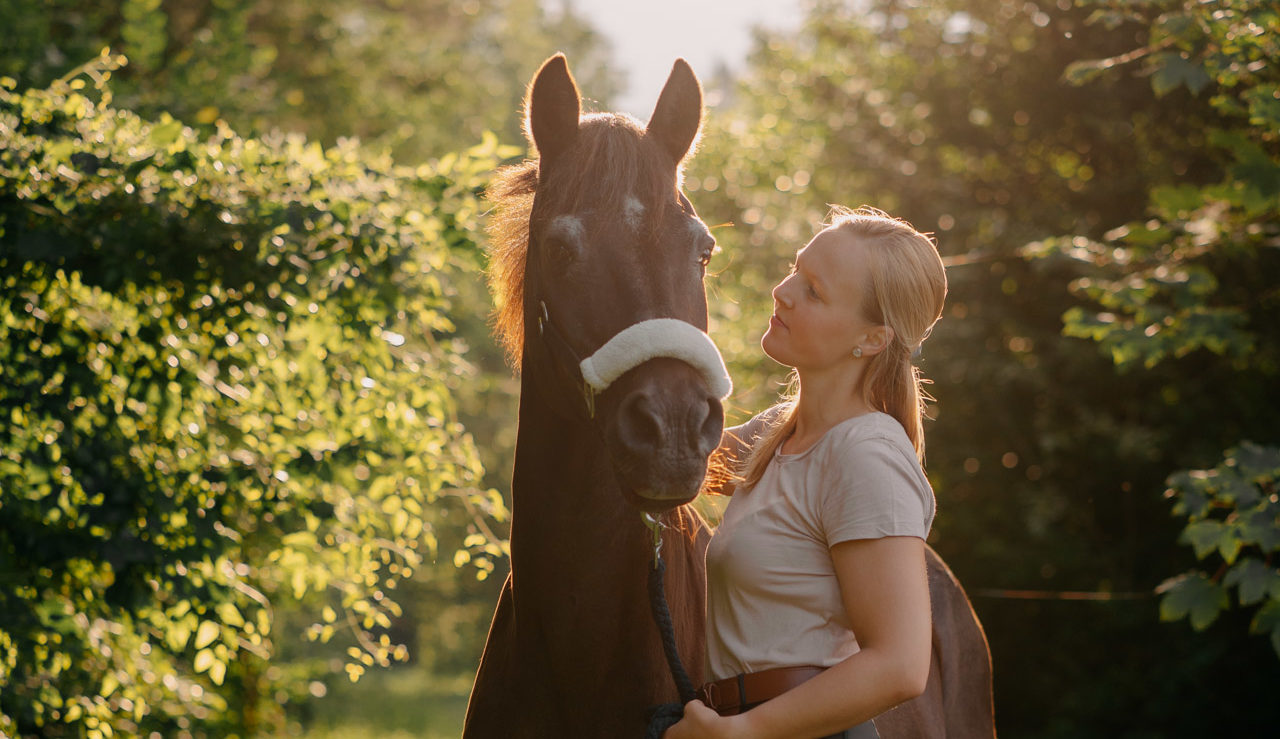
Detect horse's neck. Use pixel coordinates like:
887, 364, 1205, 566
507, 367, 650, 608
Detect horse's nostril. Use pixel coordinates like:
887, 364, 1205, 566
617, 392, 663, 452
697, 398, 723, 457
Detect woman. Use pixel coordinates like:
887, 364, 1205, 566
667, 206, 947, 739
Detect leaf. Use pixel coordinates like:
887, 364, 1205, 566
148, 115, 185, 148
216, 602, 244, 628
1232, 442, 1280, 480
1150, 53, 1212, 97
194, 647, 214, 674
1250, 601, 1280, 658
101, 673, 119, 697
1181, 520, 1228, 560
194, 620, 219, 649
1150, 184, 1205, 216
1063, 58, 1111, 87
1220, 473, 1260, 508
1158, 572, 1228, 630
1153, 11, 1195, 42
1223, 558, 1280, 606
209, 659, 226, 686
1240, 509, 1280, 553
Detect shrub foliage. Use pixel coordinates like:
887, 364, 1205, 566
0, 52, 510, 737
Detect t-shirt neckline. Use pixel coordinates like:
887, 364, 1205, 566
774, 411, 888, 462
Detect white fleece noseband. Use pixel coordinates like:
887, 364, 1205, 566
579, 319, 732, 400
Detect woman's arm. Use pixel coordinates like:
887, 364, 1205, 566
702, 405, 786, 497
668, 536, 932, 739
702, 423, 751, 497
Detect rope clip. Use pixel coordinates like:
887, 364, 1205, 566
641, 512, 665, 570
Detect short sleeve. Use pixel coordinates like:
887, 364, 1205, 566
733, 404, 788, 452
819, 433, 934, 546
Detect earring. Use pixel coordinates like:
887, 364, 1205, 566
852, 347, 863, 358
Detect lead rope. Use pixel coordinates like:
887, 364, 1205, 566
643, 513, 697, 739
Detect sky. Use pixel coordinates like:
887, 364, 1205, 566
555, 0, 806, 119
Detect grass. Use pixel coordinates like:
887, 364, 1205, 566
299, 667, 470, 739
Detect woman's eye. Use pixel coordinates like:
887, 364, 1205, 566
807, 283, 819, 299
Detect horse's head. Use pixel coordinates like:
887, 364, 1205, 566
491, 54, 725, 513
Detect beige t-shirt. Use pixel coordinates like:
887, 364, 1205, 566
704, 411, 935, 680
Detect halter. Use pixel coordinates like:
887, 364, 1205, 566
535, 300, 732, 418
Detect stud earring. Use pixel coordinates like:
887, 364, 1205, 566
852, 347, 863, 358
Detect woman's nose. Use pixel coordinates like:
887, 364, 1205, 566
772, 278, 791, 307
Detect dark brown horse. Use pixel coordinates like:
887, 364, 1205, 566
464, 55, 996, 737
464, 55, 721, 738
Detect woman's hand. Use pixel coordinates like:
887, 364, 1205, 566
663, 700, 745, 739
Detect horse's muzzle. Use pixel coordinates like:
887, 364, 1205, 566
602, 358, 723, 512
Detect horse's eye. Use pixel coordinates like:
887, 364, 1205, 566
543, 216, 586, 266
698, 236, 718, 269
545, 234, 581, 269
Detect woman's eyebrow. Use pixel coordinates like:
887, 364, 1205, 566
794, 251, 828, 294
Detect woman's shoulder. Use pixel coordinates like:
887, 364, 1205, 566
731, 402, 789, 447
823, 411, 914, 457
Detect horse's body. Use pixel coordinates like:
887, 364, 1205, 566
464, 54, 995, 738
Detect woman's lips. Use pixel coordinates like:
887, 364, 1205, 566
770, 314, 787, 330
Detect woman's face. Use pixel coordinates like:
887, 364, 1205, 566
761, 227, 878, 371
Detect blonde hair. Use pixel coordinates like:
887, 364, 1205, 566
738, 205, 947, 490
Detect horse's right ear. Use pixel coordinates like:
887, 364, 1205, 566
526, 54, 581, 173
646, 59, 703, 166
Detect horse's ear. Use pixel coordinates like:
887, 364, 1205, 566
526, 54, 581, 171
645, 59, 703, 166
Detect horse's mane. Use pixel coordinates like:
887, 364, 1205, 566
485, 113, 681, 368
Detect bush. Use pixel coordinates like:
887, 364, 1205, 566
0, 52, 511, 737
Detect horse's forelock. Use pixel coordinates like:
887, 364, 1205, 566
485, 114, 683, 369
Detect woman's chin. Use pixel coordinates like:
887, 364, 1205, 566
760, 334, 789, 365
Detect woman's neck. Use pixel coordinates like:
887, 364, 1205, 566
786, 364, 874, 453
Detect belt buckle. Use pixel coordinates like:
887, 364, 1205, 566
699, 681, 721, 711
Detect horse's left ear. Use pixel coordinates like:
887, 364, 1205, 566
646, 59, 703, 166
526, 54, 582, 172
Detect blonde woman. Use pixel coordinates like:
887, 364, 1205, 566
667, 206, 947, 739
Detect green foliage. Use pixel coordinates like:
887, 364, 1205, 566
1032, 0, 1280, 661
0, 53, 512, 736
0, 0, 618, 164
1158, 444, 1280, 653
1038, 0, 1278, 370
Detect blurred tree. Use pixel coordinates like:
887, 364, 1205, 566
0, 53, 513, 736
0, 0, 618, 163
688, 0, 1279, 734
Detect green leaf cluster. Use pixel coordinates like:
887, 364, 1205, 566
1034, 0, 1280, 662
1159, 443, 1280, 654
0, 52, 512, 736
1038, 0, 1279, 371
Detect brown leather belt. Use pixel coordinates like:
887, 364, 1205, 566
696, 665, 825, 716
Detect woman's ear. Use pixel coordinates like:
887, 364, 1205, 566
860, 325, 895, 357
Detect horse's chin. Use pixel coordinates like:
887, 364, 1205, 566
621, 485, 699, 514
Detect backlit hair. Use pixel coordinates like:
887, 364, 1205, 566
738, 205, 947, 490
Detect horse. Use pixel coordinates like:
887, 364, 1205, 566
464, 54, 996, 738
462, 54, 722, 738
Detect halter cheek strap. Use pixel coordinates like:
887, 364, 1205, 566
579, 318, 733, 400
